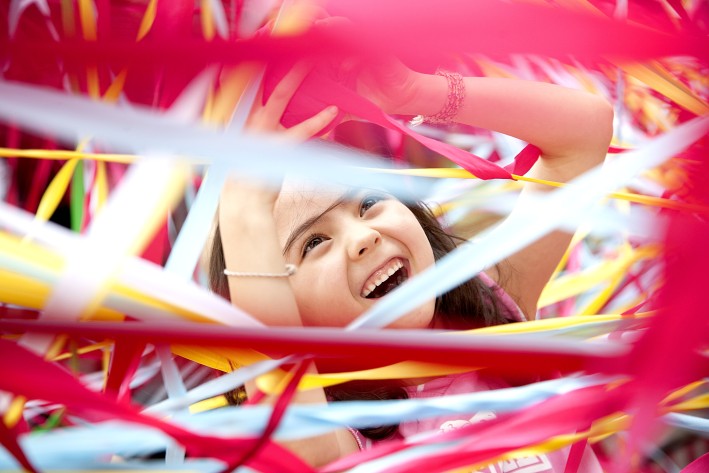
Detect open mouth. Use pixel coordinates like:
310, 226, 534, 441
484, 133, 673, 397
361, 259, 410, 299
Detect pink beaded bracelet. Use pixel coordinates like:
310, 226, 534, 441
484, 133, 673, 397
410, 69, 465, 126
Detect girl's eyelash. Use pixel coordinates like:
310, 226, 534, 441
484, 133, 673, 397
302, 233, 329, 258
359, 193, 386, 216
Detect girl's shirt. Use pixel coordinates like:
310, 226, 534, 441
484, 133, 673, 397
351, 273, 603, 472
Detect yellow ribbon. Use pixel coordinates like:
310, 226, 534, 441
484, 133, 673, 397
365, 167, 709, 214
617, 61, 709, 116
539, 244, 659, 308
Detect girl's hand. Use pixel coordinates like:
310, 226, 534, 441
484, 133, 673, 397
222, 63, 339, 211
313, 16, 424, 116
354, 58, 422, 116
247, 62, 339, 139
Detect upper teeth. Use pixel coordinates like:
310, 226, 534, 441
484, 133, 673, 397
362, 259, 404, 297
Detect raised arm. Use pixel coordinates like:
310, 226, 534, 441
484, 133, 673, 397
216, 65, 358, 465
361, 68, 614, 319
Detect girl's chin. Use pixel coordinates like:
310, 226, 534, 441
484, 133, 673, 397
384, 305, 435, 329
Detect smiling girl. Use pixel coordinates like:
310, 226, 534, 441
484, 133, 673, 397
208, 60, 613, 468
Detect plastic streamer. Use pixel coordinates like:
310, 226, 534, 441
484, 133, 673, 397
1, 1, 708, 472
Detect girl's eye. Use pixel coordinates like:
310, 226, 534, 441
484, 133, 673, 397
302, 234, 328, 257
359, 194, 385, 217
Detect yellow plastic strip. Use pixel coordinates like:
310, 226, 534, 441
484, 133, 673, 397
4, 224, 639, 373
669, 393, 709, 412
202, 83, 216, 123
0, 269, 53, 308
94, 160, 109, 210
511, 175, 707, 213
472, 313, 648, 334
362, 167, 473, 179
117, 165, 188, 260
2, 396, 26, 428
32, 158, 79, 226
112, 282, 235, 324
606, 191, 708, 213
0, 257, 231, 326
207, 65, 260, 126
271, 2, 319, 36
1, 231, 64, 270
7, 156, 705, 213
77, 0, 97, 40
567, 65, 601, 95
86, 66, 100, 100
171, 345, 270, 373
0, 147, 130, 162
296, 362, 474, 391
52, 341, 113, 361
522, 0, 603, 15
0, 147, 203, 165
474, 58, 518, 79
102, 344, 111, 387
363, 167, 709, 214
539, 245, 658, 307
256, 315, 646, 393
1, 231, 204, 323
663, 380, 707, 403
577, 242, 642, 315
201, 0, 216, 40
103, 69, 128, 103
548, 229, 589, 283
77, 0, 100, 99
0, 268, 125, 322
617, 61, 709, 116
578, 267, 627, 316
102, 0, 159, 102
136, 0, 158, 41
3, 225, 648, 391
190, 395, 228, 413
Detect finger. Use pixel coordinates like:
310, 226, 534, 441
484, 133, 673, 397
284, 105, 339, 140
263, 62, 313, 119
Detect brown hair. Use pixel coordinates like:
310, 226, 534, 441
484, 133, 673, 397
208, 197, 511, 440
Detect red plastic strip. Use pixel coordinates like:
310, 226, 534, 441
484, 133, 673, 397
232, 360, 312, 470
0, 338, 315, 472
104, 339, 147, 404
0, 417, 37, 473
0, 319, 637, 378
681, 453, 709, 473
621, 155, 709, 469
563, 436, 589, 473
324, 383, 628, 473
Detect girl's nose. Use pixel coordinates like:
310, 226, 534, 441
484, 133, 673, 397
347, 224, 381, 260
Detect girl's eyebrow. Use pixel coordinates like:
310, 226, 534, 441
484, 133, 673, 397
282, 189, 358, 256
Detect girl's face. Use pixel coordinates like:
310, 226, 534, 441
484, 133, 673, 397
273, 182, 436, 328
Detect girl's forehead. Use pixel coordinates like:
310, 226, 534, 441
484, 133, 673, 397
272, 180, 350, 235
276, 179, 349, 210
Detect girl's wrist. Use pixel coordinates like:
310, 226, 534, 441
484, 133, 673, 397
218, 200, 279, 251
219, 183, 280, 237
395, 72, 449, 117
